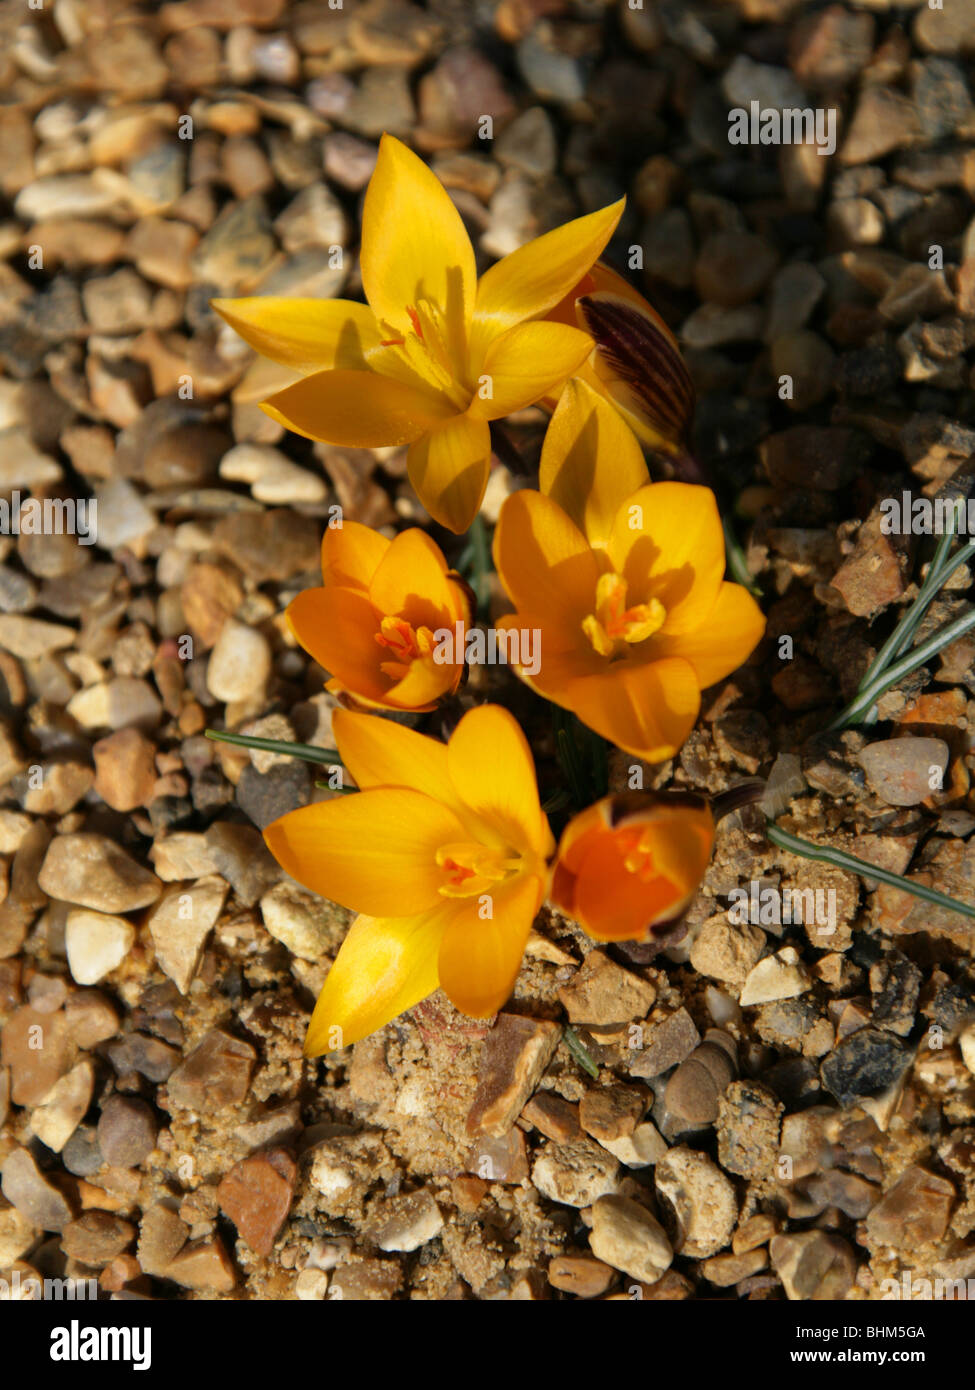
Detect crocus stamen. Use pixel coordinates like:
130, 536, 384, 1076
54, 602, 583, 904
375, 616, 436, 681
582, 572, 666, 658
436, 842, 521, 898
618, 827, 659, 882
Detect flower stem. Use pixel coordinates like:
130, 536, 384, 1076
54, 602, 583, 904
469, 512, 491, 621
205, 728, 342, 766
765, 820, 975, 922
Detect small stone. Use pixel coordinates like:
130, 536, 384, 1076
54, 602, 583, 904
701, 1248, 768, 1287
829, 508, 910, 618
364, 1189, 444, 1253
913, 0, 975, 56
716, 1081, 783, 1179
579, 1084, 647, 1144
61, 1212, 135, 1268
66, 677, 163, 732
150, 832, 219, 882
166, 1236, 236, 1292
655, 1147, 737, 1259
39, 835, 161, 913
467, 1013, 561, 1137
65, 910, 135, 985
690, 915, 765, 986
870, 954, 923, 1036
64, 990, 119, 1049
22, 762, 94, 816
589, 1194, 673, 1286
30, 1061, 94, 1153
235, 1100, 302, 1152
0, 1207, 38, 1266
547, 1255, 615, 1298
467, 1128, 529, 1185
220, 443, 326, 504
166, 1029, 256, 1112
147, 876, 228, 994
236, 760, 311, 830
769, 1231, 857, 1300
629, 1008, 701, 1079
329, 1260, 400, 1301
0, 428, 61, 490
259, 879, 344, 961
92, 729, 158, 812
531, 1138, 620, 1208
0, 614, 75, 660
205, 823, 280, 906
695, 232, 778, 307
557, 950, 656, 1028
520, 1091, 582, 1143
217, 1148, 297, 1257
191, 197, 275, 292
599, 1121, 669, 1170
105, 1033, 180, 1084
137, 1203, 189, 1277
665, 1032, 739, 1131
516, 31, 587, 105
1, 1147, 73, 1231
865, 1166, 954, 1249
96, 1096, 158, 1169
789, 6, 876, 88
1, 1006, 69, 1106
495, 107, 557, 178
274, 183, 348, 252
206, 619, 272, 702
722, 54, 807, 112
857, 738, 949, 807
841, 86, 922, 165
295, 1268, 329, 1300
820, 1028, 910, 1106
739, 948, 811, 1007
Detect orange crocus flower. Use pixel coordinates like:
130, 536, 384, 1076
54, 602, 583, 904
493, 378, 765, 762
552, 791, 714, 941
214, 134, 624, 534
263, 705, 555, 1052
286, 520, 469, 712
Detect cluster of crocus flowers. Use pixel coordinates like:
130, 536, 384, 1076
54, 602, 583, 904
286, 520, 469, 711
214, 133, 624, 534
493, 379, 765, 762
264, 705, 554, 1051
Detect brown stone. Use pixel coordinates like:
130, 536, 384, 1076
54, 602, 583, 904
629, 1008, 701, 1079
137, 1202, 189, 1276
166, 1235, 236, 1292
61, 1211, 135, 1267
520, 1091, 582, 1143
166, 1029, 256, 1112
579, 1084, 647, 1144
865, 1166, 955, 1249
548, 1255, 615, 1298
466, 1013, 561, 1138
1, 1146, 74, 1231
92, 729, 158, 812
466, 1128, 529, 1185
557, 950, 656, 1028
1, 1005, 70, 1106
216, 1148, 296, 1257
770, 1231, 857, 1300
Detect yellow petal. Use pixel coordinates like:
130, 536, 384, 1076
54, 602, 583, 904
321, 520, 390, 592
539, 378, 649, 548
360, 134, 476, 351
263, 788, 466, 916
382, 654, 460, 711
212, 297, 381, 374
567, 657, 701, 763
470, 198, 625, 366
304, 908, 455, 1054
333, 708, 459, 809
368, 528, 453, 630
468, 323, 594, 420
607, 482, 725, 637
407, 412, 491, 534
493, 489, 601, 629
263, 368, 455, 446
286, 586, 388, 704
437, 872, 544, 1018
652, 581, 765, 688
446, 705, 553, 858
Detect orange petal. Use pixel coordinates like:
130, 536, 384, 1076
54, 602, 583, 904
286, 586, 387, 703
437, 872, 544, 1018
539, 378, 648, 549
360, 134, 476, 349
407, 412, 491, 534
653, 581, 765, 689
212, 297, 381, 374
333, 708, 459, 809
263, 368, 454, 447
607, 482, 725, 637
382, 654, 461, 711
368, 528, 453, 630
493, 489, 600, 630
321, 520, 390, 592
467, 322, 594, 420
572, 833, 684, 941
446, 705, 553, 858
566, 657, 701, 763
263, 788, 466, 917
304, 907, 455, 1054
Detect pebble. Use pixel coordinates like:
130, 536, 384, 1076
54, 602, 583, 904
599, 1121, 669, 1170
789, 6, 876, 88
65, 910, 136, 985
236, 759, 312, 829
39, 834, 162, 913
147, 876, 229, 994
557, 951, 655, 1029
96, 1095, 158, 1169
235, 1100, 302, 1152
191, 197, 276, 292
516, 31, 587, 105
531, 1138, 620, 1208
61, 1211, 135, 1267
206, 618, 272, 702
628, 1008, 700, 1079
739, 947, 811, 1007
913, 0, 975, 56
219, 443, 326, 504
30, 1060, 94, 1153
260, 880, 343, 961
869, 954, 922, 1036
589, 1194, 673, 1286
695, 232, 778, 308
716, 1081, 783, 1179
137, 1203, 189, 1277
841, 86, 922, 165
1, 1146, 74, 1231
579, 1084, 647, 1144
66, 678, 163, 732
92, 728, 158, 812
90, 478, 155, 550
0, 614, 75, 660
547, 1255, 615, 1298
769, 1231, 857, 1300
495, 107, 557, 178
205, 822, 281, 906
865, 1165, 955, 1249
274, 183, 348, 253
689, 915, 765, 986
520, 1092, 582, 1144
23, 761, 94, 816
166, 1028, 256, 1112
701, 1248, 768, 1287
216, 1148, 297, 1257
722, 55, 806, 113
764, 262, 826, 342
820, 1027, 910, 1106
664, 1030, 738, 1131
64, 991, 119, 1050
467, 1014, 562, 1138
166, 1236, 236, 1293
0, 1207, 38, 1266
857, 737, 949, 807
654, 1147, 737, 1259
1, 1004, 67, 1106
0, 427, 61, 489
365, 1189, 444, 1253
